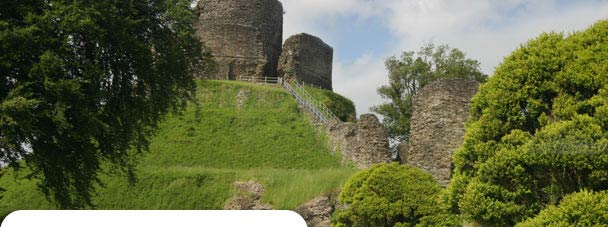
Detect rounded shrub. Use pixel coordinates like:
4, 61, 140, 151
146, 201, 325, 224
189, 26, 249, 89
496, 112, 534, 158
332, 163, 457, 227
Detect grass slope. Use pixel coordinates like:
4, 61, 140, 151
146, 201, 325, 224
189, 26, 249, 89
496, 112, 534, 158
0, 80, 356, 218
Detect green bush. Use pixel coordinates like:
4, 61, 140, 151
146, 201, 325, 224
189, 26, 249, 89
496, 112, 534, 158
303, 85, 357, 122
448, 20, 608, 226
332, 163, 455, 227
516, 190, 608, 227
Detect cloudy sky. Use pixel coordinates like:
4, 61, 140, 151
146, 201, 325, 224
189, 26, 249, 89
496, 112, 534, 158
280, 0, 608, 116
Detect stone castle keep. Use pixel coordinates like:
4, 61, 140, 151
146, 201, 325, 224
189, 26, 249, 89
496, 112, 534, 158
195, 0, 283, 80
195, 0, 334, 90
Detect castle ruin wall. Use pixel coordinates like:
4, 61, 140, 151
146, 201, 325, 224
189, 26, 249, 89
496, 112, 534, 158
328, 114, 391, 169
401, 78, 479, 186
195, 0, 283, 79
278, 33, 333, 90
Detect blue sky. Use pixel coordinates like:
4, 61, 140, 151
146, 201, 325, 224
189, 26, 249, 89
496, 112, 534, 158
281, 0, 608, 116
320, 14, 396, 62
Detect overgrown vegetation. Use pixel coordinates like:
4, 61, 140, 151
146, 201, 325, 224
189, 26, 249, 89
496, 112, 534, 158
448, 20, 608, 226
0, 80, 356, 218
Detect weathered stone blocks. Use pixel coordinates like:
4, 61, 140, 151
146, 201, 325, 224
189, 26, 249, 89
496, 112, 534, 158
328, 114, 391, 169
224, 180, 273, 210
195, 0, 283, 79
295, 190, 341, 227
401, 78, 479, 186
278, 33, 333, 90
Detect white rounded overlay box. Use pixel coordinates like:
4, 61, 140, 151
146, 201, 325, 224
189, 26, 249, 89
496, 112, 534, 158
2, 210, 307, 227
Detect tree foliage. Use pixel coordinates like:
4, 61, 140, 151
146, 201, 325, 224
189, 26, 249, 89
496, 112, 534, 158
332, 163, 458, 227
372, 43, 487, 145
448, 20, 608, 226
516, 190, 608, 227
0, 0, 211, 208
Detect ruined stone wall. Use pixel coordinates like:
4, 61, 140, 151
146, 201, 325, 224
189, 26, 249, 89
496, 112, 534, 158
195, 0, 283, 79
401, 78, 479, 186
327, 114, 391, 169
295, 190, 342, 227
278, 33, 333, 90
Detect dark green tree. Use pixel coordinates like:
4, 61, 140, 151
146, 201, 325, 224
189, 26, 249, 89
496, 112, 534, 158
0, 0, 211, 208
372, 43, 487, 145
448, 20, 608, 226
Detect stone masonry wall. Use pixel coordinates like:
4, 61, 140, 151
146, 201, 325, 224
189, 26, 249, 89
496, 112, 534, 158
295, 190, 342, 227
401, 78, 479, 186
328, 114, 391, 169
195, 0, 283, 79
278, 33, 333, 90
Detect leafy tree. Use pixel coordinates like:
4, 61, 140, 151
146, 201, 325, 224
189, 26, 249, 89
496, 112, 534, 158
332, 163, 458, 227
448, 20, 608, 226
0, 0, 211, 208
516, 190, 608, 227
372, 43, 487, 145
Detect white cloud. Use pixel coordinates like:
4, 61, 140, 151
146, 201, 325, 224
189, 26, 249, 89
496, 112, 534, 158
280, 0, 608, 116
386, 0, 608, 73
281, 0, 385, 41
333, 53, 388, 116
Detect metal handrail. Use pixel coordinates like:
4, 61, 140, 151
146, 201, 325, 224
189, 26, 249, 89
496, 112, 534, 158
279, 77, 339, 124
291, 80, 338, 122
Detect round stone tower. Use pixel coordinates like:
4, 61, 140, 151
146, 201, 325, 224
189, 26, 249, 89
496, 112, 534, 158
195, 0, 283, 79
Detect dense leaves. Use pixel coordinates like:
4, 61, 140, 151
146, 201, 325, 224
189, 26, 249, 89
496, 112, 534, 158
0, 0, 211, 208
332, 163, 458, 227
372, 43, 487, 145
516, 191, 608, 227
448, 20, 608, 225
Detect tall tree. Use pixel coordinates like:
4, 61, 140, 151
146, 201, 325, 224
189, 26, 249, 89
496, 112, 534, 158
372, 43, 487, 145
449, 20, 608, 226
0, 0, 211, 208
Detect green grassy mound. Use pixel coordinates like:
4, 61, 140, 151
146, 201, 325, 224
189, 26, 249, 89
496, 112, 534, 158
0, 80, 356, 217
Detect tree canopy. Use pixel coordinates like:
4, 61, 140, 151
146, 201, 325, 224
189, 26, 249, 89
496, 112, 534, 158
447, 20, 608, 226
372, 43, 487, 145
0, 0, 211, 208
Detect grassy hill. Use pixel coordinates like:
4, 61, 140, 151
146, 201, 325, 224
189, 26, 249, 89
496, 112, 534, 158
0, 80, 356, 218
